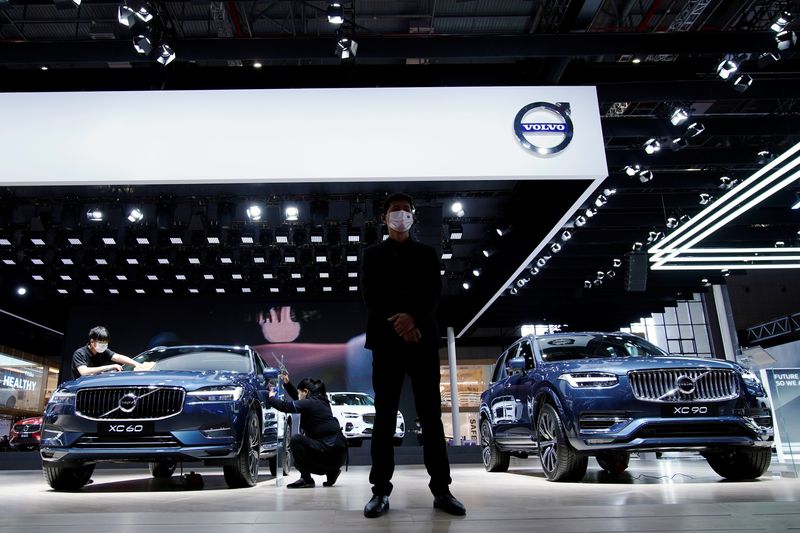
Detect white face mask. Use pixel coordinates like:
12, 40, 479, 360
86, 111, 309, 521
94, 342, 108, 353
387, 210, 414, 233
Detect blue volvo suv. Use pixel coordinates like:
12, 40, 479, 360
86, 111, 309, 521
40, 345, 282, 490
479, 333, 774, 481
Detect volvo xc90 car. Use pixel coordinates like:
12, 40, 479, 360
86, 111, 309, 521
479, 333, 773, 481
40, 345, 281, 490
328, 392, 405, 446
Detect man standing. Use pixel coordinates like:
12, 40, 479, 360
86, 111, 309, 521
71, 326, 145, 380
360, 192, 465, 518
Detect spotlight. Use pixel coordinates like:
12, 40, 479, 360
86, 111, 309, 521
593, 279, 603, 287
86, 209, 104, 222
536, 256, 550, 268
246, 205, 262, 221
529, 267, 540, 276
643, 138, 661, 154
495, 225, 512, 237
607, 270, 616, 278
716, 59, 738, 80
758, 51, 780, 68
482, 247, 496, 258
669, 107, 689, 126
472, 267, 481, 277
670, 137, 688, 151
701, 278, 711, 287
666, 216, 679, 229
686, 122, 705, 138
632, 242, 643, 251
772, 11, 794, 32
776, 30, 797, 51
699, 193, 713, 205
594, 194, 608, 207
253, 61, 262, 69
624, 164, 641, 176
133, 34, 153, 55
647, 231, 663, 244
574, 215, 587, 227
603, 188, 617, 197
118, 5, 137, 27
156, 43, 176, 66
721, 269, 730, 277
462, 281, 471, 290
596, 271, 605, 280
450, 201, 465, 217
585, 208, 597, 218
16, 286, 27, 296
127, 208, 144, 223
516, 277, 529, 288
638, 170, 654, 183
583, 281, 592, 289
509, 287, 519, 295
679, 214, 691, 224
335, 37, 358, 60
285, 205, 299, 221
560, 230, 572, 241
757, 150, 774, 165
776, 241, 786, 248
612, 258, 622, 268
550, 243, 561, 253
327, 2, 344, 25
732, 74, 753, 93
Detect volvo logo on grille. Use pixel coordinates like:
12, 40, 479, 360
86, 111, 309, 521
513, 102, 574, 156
676, 375, 695, 395
118, 393, 138, 413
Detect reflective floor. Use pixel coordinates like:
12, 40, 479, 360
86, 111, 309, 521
1, 457, 799, 532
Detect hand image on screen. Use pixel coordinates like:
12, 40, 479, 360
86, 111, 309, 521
258, 306, 301, 343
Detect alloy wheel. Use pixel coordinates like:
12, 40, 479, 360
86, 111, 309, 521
537, 410, 558, 473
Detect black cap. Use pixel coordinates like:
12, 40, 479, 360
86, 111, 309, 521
382, 192, 415, 214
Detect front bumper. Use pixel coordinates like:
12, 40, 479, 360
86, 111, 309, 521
10, 436, 40, 449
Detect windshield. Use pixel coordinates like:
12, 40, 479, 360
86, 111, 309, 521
537, 335, 667, 363
329, 393, 375, 406
131, 349, 253, 373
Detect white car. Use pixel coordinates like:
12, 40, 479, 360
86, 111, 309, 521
328, 392, 405, 446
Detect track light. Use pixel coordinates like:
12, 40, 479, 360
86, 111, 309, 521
529, 267, 540, 276
536, 256, 550, 268
686, 122, 705, 138
699, 193, 713, 205
462, 281, 471, 290
612, 258, 622, 268
596, 271, 604, 280
585, 208, 597, 218
732, 74, 753, 93
133, 34, 153, 55
603, 188, 617, 197
285, 205, 299, 221
118, 2, 154, 27
772, 11, 794, 32
560, 230, 572, 241
758, 51, 781, 68
550, 243, 561, 253
670, 137, 688, 151
482, 247, 496, 258
583, 281, 592, 289
472, 267, 481, 277
647, 231, 663, 244
86, 209, 104, 222
670, 107, 689, 126
666, 216, 679, 229
16, 286, 27, 296
632, 242, 643, 251
327, 2, 344, 24
624, 164, 641, 177
156, 43, 176, 66
574, 215, 587, 227
127, 208, 144, 223
776, 30, 797, 51
643, 138, 661, 154
335, 37, 358, 60
594, 194, 608, 207
246, 205, 262, 221
495, 225, 512, 237
716, 59, 738, 80
450, 201, 465, 217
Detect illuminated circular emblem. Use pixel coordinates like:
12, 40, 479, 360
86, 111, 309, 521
676, 376, 695, 395
118, 393, 138, 413
514, 102, 574, 156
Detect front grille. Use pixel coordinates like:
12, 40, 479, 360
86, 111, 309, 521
13, 424, 40, 432
363, 414, 375, 424
74, 434, 180, 448
635, 423, 752, 439
76, 387, 185, 420
628, 369, 738, 403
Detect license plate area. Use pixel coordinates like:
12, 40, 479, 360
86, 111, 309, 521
661, 404, 718, 417
97, 422, 155, 435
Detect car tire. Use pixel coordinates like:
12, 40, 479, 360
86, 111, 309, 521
282, 418, 293, 476
43, 463, 95, 490
704, 448, 771, 480
149, 460, 177, 479
536, 403, 588, 482
596, 451, 630, 476
480, 418, 510, 473
223, 408, 261, 488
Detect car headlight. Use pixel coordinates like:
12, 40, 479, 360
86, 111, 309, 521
559, 372, 618, 388
741, 370, 762, 385
49, 390, 76, 405
186, 386, 243, 402
342, 412, 360, 419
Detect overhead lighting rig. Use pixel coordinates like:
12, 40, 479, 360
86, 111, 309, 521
117, 2, 176, 66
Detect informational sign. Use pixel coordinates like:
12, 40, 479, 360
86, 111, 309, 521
761, 368, 800, 463
0, 86, 607, 185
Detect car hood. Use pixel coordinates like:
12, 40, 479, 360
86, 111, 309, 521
61, 370, 246, 392
545, 356, 739, 375
331, 405, 375, 414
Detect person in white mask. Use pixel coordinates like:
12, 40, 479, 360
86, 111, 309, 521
71, 326, 145, 380
360, 192, 465, 518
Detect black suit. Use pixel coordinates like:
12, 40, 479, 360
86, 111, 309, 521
361, 237, 451, 496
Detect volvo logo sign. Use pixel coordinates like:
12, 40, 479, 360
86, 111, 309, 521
676, 375, 695, 395
514, 102, 574, 156
118, 393, 138, 413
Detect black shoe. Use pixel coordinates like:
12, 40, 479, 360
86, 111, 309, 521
433, 492, 466, 516
323, 469, 340, 487
287, 477, 315, 489
364, 494, 390, 518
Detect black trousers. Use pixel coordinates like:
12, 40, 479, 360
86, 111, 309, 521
369, 344, 451, 496
290, 433, 346, 478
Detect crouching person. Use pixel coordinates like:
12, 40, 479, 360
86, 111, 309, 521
267, 375, 347, 488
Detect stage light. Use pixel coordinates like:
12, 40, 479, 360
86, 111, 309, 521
550, 243, 561, 253
638, 170, 654, 183
327, 2, 344, 24
509, 287, 519, 295
529, 267, 540, 276
16, 286, 27, 296
450, 201, 465, 217
732, 74, 753, 93
246, 205, 262, 221
482, 247, 496, 258
671, 137, 688, 151
603, 188, 617, 196
624, 164, 641, 176
583, 281, 592, 289
495, 225, 512, 237
156, 43, 176, 66
335, 37, 358, 60
607, 270, 616, 278
699, 193, 713, 205
670, 107, 689, 126
285, 206, 299, 221
776, 30, 797, 51
772, 11, 794, 32
574, 215, 587, 227
647, 231, 663, 244
462, 281, 471, 290
632, 242, 643, 251
585, 208, 597, 218
594, 194, 608, 207
86, 209, 104, 222
758, 51, 780, 68
666, 217, 679, 229
472, 267, 481, 277
757, 150, 774, 165
612, 258, 622, 268
561, 230, 572, 241
716, 59, 738, 80
686, 122, 705, 138
775, 241, 786, 248
133, 34, 153, 55
643, 138, 661, 154
126, 208, 144, 223
596, 271, 604, 280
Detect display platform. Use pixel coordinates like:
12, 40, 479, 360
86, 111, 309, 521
2, 458, 799, 532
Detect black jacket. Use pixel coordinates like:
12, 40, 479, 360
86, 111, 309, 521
266, 382, 342, 442
360, 237, 441, 351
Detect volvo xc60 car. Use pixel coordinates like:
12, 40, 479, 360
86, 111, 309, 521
40, 345, 282, 490
479, 333, 774, 481
328, 391, 405, 446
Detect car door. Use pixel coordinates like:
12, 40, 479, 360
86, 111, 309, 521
510, 338, 540, 435
488, 344, 525, 438
252, 353, 278, 451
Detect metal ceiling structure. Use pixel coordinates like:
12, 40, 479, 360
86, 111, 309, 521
0, 0, 799, 353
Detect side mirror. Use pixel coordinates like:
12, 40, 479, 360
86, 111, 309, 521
505, 356, 526, 376
263, 367, 280, 379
